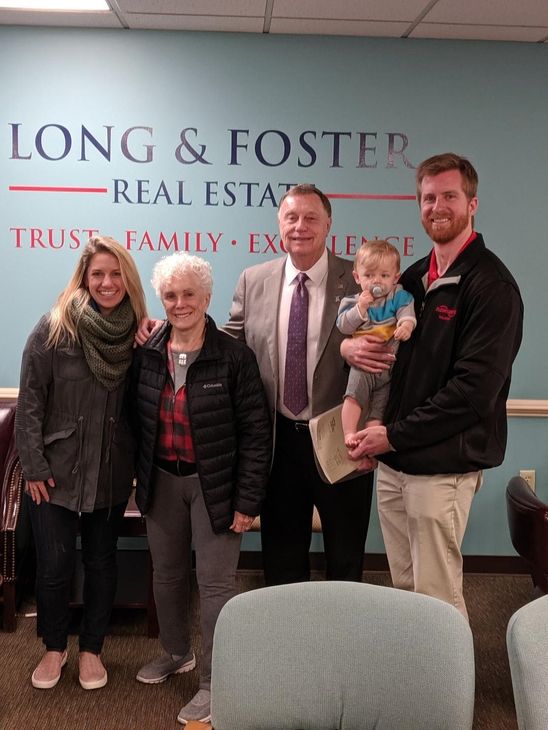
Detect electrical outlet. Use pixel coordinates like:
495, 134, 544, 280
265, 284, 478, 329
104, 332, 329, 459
520, 470, 536, 491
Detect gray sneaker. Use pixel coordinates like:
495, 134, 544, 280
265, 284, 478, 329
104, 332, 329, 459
136, 651, 196, 684
177, 689, 211, 725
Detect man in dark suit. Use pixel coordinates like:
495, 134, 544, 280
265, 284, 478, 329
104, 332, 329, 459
224, 184, 373, 585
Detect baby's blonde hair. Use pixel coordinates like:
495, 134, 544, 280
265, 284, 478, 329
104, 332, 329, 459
354, 239, 400, 272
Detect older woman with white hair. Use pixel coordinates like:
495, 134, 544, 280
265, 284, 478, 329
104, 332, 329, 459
131, 252, 271, 725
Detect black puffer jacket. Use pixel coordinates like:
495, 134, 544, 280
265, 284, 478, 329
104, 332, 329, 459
132, 316, 271, 533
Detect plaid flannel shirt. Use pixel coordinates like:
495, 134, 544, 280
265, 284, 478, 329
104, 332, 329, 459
155, 341, 196, 463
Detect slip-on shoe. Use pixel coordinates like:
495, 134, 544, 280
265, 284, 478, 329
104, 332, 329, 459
31, 650, 68, 689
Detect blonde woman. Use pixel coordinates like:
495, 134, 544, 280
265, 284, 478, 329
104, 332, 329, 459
16, 236, 147, 692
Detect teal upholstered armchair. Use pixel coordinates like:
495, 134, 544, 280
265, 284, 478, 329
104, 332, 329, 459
507, 595, 548, 730
211, 581, 475, 730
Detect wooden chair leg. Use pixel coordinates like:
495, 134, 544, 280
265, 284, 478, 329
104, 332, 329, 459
3, 581, 17, 632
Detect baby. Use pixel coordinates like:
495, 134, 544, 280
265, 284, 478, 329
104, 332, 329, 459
337, 239, 416, 450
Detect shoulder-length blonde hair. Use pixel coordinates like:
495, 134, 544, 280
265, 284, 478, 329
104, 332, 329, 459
47, 236, 147, 348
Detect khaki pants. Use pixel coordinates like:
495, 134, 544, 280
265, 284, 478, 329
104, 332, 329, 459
377, 463, 482, 619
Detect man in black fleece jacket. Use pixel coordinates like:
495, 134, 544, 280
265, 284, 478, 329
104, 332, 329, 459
343, 153, 523, 619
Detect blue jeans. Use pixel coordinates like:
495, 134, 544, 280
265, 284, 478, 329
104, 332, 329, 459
27, 496, 127, 654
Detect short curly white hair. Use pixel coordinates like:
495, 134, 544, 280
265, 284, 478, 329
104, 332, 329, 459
151, 252, 213, 298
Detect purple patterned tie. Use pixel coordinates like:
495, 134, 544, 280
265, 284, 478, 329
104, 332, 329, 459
284, 272, 309, 416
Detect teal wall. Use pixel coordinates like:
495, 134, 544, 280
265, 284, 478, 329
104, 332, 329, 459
2, 27, 547, 555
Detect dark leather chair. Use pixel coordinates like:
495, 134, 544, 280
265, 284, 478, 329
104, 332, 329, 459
0, 399, 25, 631
506, 475, 548, 596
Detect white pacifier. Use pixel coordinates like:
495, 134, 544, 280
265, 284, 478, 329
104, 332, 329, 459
370, 284, 384, 298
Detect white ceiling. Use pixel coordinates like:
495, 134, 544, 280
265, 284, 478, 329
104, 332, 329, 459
1, 0, 547, 43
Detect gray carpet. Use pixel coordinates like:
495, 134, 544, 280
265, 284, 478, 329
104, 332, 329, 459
0, 571, 533, 729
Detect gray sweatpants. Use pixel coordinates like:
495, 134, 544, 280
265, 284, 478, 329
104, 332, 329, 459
146, 466, 242, 689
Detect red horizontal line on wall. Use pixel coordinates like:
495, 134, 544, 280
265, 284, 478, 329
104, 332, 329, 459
326, 193, 416, 201
9, 185, 108, 193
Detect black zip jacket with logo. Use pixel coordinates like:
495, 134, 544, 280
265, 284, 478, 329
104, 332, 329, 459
381, 234, 523, 475
131, 316, 271, 532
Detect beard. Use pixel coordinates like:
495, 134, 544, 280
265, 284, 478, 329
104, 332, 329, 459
422, 211, 471, 244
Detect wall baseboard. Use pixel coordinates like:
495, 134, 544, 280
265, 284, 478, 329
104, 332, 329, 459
507, 399, 548, 417
1, 389, 547, 417
238, 552, 530, 575
0, 388, 18, 399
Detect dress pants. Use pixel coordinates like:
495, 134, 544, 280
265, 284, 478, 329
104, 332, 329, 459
261, 413, 373, 585
145, 467, 242, 690
27, 495, 127, 654
376, 462, 482, 619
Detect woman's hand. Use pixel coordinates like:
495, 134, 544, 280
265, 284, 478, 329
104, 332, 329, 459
134, 318, 163, 347
230, 511, 256, 533
340, 335, 395, 373
26, 478, 55, 505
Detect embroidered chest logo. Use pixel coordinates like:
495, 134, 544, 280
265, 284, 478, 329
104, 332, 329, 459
435, 304, 457, 321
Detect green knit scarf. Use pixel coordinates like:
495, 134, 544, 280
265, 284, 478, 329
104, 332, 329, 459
72, 297, 136, 391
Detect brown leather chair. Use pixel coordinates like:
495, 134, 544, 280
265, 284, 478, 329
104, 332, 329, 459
507, 475, 548, 596
0, 400, 25, 631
